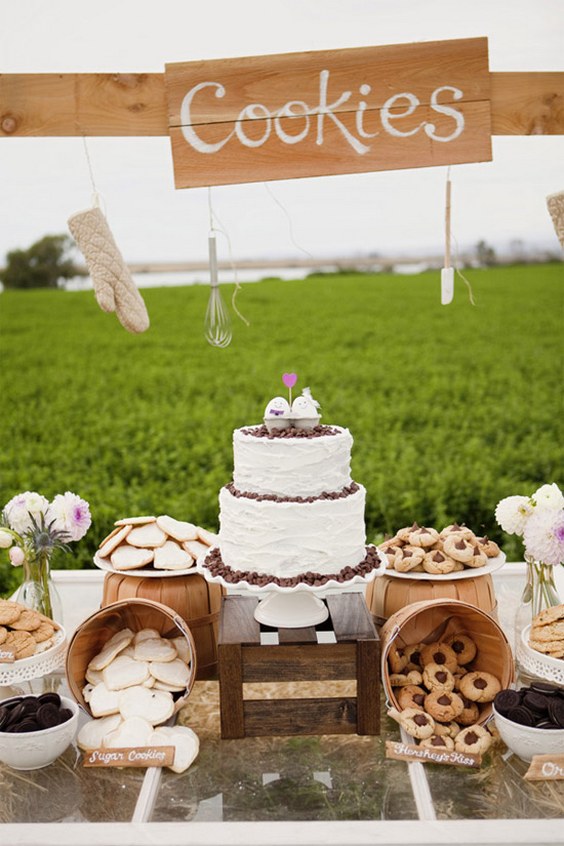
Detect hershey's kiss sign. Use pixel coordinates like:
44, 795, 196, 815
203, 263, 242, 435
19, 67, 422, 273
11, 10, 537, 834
165, 37, 492, 188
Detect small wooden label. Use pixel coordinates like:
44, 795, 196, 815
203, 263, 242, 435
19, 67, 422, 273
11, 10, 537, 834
82, 746, 175, 768
385, 740, 481, 768
524, 754, 564, 781
0, 649, 16, 663
165, 37, 491, 188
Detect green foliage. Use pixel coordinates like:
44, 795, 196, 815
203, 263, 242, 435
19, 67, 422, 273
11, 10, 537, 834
0, 234, 83, 289
0, 264, 562, 595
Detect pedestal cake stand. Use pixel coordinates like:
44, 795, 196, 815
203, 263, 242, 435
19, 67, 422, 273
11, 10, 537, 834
196, 546, 387, 628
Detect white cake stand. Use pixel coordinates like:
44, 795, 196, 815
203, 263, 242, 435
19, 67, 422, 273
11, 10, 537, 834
196, 546, 387, 628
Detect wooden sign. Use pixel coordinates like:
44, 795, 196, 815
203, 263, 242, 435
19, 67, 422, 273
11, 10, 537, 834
524, 754, 564, 781
0, 649, 15, 663
165, 37, 491, 189
82, 746, 175, 768
385, 740, 481, 768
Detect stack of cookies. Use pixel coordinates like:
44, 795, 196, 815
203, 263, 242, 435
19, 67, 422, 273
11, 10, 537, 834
97, 515, 218, 572
77, 625, 198, 772
528, 603, 564, 661
386, 634, 501, 756
0, 600, 60, 661
380, 522, 501, 575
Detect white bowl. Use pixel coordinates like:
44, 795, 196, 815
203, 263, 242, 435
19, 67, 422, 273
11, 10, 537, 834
493, 703, 564, 762
0, 695, 79, 770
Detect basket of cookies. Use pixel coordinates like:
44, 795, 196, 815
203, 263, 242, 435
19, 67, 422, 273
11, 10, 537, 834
381, 598, 514, 755
0, 599, 66, 686
65, 598, 197, 720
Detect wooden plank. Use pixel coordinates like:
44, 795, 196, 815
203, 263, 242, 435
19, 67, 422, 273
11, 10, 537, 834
243, 697, 358, 735
241, 643, 356, 682
491, 72, 564, 135
218, 641, 245, 738
326, 593, 377, 641
218, 596, 260, 645
165, 38, 492, 187
278, 625, 318, 643
0, 71, 562, 138
524, 754, 564, 781
356, 639, 380, 735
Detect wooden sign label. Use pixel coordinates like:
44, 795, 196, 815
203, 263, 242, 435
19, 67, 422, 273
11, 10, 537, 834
524, 754, 564, 781
83, 746, 175, 768
385, 740, 481, 768
165, 37, 491, 188
0, 649, 15, 663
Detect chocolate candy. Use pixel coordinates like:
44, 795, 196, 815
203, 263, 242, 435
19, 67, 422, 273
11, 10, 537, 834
0, 694, 72, 733
496, 684, 564, 730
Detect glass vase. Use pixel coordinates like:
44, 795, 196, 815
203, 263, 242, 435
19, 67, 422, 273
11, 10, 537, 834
16, 549, 63, 622
514, 556, 560, 673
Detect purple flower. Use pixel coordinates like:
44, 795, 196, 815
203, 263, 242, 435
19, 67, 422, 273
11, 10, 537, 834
47, 492, 91, 541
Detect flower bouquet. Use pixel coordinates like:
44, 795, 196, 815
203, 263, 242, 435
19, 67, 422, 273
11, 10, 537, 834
0, 491, 91, 619
495, 483, 563, 623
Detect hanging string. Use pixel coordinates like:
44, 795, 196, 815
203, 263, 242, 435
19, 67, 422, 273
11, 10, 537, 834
80, 135, 103, 210
452, 230, 477, 306
206, 188, 250, 327
263, 182, 315, 260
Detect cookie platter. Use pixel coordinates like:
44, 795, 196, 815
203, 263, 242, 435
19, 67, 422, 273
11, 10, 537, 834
0, 627, 67, 686
384, 551, 506, 581
517, 624, 564, 686
93, 552, 199, 579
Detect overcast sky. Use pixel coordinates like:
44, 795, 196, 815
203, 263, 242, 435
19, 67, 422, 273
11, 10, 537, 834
1, 0, 563, 263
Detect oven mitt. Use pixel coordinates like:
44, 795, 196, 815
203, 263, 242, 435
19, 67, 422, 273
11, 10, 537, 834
68, 206, 150, 333
547, 190, 564, 249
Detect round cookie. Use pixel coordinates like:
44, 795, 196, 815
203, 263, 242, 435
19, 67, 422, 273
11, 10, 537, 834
4, 630, 36, 659
465, 545, 488, 569
454, 724, 492, 755
380, 541, 404, 568
387, 707, 435, 739
0, 601, 22, 626
10, 609, 41, 632
424, 690, 465, 723
422, 663, 455, 693
446, 633, 477, 665
459, 671, 501, 703
442, 536, 475, 564
31, 621, 56, 643
434, 720, 460, 739
457, 696, 481, 726
396, 523, 421, 543
475, 536, 501, 558
439, 523, 475, 542
419, 734, 455, 751
0, 626, 7, 644
393, 546, 425, 572
420, 642, 458, 673
389, 670, 423, 688
408, 526, 440, 549
423, 550, 456, 575
388, 645, 408, 674
397, 685, 427, 711
404, 642, 424, 671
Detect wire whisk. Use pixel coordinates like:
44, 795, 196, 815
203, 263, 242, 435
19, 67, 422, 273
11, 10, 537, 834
205, 231, 232, 348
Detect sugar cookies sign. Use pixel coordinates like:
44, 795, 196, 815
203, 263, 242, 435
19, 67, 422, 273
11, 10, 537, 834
165, 37, 492, 188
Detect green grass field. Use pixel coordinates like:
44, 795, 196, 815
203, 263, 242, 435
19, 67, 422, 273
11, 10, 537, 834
0, 264, 562, 594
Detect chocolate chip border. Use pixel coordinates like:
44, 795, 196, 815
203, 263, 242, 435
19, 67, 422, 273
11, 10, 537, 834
240, 424, 340, 439
200, 545, 382, 588
225, 481, 360, 504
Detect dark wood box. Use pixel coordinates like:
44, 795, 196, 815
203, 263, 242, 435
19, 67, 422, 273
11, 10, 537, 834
218, 592, 380, 738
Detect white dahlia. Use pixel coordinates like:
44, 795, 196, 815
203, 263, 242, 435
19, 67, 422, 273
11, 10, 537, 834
4, 491, 49, 534
523, 508, 564, 567
47, 491, 91, 541
495, 495, 534, 536
532, 483, 564, 512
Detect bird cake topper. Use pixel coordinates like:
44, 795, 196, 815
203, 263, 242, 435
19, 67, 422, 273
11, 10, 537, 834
264, 375, 322, 432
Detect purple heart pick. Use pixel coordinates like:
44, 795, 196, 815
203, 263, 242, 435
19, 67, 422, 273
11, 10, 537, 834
282, 373, 297, 389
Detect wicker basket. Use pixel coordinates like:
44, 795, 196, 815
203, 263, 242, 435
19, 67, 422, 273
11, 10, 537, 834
380, 598, 514, 724
101, 572, 223, 679
366, 573, 497, 621
65, 598, 197, 716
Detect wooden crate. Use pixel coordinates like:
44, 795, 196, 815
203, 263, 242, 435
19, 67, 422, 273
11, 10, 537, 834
218, 592, 380, 738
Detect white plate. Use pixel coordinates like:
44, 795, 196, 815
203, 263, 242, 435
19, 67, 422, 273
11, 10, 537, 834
0, 627, 67, 686
196, 545, 387, 595
383, 551, 506, 581
517, 624, 564, 685
93, 552, 199, 578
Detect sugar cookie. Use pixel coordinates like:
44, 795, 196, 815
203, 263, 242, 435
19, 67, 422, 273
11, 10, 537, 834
77, 714, 123, 751
126, 523, 167, 548
98, 525, 132, 558
149, 725, 199, 773
89, 683, 120, 717
104, 716, 154, 748
153, 541, 192, 571
149, 657, 191, 688
134, 637, 177, 663
110, 545, 154, 570
118, 686, 175, 725
102, 654, 150, 690
156, 515, 198, 542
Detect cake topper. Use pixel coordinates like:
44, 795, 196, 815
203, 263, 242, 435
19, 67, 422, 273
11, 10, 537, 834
264, 377, 322, 432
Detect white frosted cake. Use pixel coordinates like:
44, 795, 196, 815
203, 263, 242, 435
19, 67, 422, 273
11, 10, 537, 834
201, 392, 381, 586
